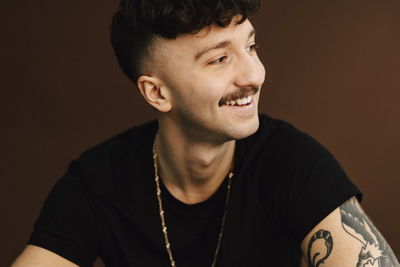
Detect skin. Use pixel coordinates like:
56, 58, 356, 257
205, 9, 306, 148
12, 245, 79, 267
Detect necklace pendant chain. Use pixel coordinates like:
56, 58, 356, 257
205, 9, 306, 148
152, 139, 233, 267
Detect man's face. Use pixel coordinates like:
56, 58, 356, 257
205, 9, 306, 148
152, 16, 266, 142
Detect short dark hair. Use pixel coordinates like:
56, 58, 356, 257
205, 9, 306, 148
110, 0, 261, 83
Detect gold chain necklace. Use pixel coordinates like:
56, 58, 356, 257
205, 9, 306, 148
152, 141, 233, 267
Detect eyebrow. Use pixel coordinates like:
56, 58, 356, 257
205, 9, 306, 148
194, 29, 256, 60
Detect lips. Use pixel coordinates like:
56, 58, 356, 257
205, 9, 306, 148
222, 91, 257, 118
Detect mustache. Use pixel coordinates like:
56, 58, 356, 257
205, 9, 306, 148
218, 86, 260, 106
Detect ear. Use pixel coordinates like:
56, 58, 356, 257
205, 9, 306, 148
137, 75, 172, 112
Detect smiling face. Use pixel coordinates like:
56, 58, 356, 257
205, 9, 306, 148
142, 16, 266, 143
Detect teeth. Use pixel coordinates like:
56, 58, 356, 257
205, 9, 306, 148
225, 95, 253, 106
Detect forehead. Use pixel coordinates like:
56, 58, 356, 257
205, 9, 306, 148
152, 17, 255, 62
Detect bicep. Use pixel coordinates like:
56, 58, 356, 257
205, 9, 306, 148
12, 245, 79, 267
300, 196, 399, 267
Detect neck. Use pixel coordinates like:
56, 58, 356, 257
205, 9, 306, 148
155, 121, 235, 204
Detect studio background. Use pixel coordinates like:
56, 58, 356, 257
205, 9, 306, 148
1, 1, 399, 266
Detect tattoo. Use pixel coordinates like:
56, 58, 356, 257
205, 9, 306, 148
340, 197, 399, 267
307, 229, 333, 267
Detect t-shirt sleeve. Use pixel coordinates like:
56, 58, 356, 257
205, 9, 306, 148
28, 160, 99, 267
270, 126, 362, 245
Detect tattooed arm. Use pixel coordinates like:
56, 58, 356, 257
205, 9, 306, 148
300, 196, 399, 267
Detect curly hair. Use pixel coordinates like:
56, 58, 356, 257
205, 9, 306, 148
110, 0, 261, 83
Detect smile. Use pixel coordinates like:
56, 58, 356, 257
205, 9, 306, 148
225, 95, 253, 106
219, 86, 260, 107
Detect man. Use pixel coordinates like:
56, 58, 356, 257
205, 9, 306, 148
12, 0, 399, 266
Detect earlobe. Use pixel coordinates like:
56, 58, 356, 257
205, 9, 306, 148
137, 75, 172, 112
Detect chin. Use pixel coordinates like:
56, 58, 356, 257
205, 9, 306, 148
226, 114, 260, 140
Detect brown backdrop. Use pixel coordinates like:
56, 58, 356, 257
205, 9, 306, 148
1, 1, 399, 266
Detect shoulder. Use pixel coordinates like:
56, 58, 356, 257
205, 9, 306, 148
78, 119, 157, 172
261, 114, 327, 152
240, 115, 361, 243
241, 114, 335, 169
57, 119, 157, 196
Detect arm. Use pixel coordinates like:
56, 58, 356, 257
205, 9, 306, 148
300, 196, 399, 267
12, 245, 79, 267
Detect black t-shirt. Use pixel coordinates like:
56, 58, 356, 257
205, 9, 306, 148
28, 114, 362, 267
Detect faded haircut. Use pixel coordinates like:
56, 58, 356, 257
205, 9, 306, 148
110, 0, 261, 83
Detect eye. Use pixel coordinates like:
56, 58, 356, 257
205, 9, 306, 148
209, 55, 228, 65
247, 43, 260, 53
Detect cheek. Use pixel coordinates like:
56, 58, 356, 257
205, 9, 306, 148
180, 75, 226, 104
161, 62, 231, 108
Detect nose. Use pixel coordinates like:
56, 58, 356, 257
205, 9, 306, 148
233, 51, 265, 89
